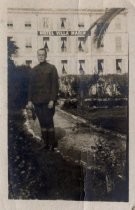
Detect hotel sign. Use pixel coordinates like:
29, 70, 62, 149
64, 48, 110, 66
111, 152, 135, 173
38, 31, 91, 36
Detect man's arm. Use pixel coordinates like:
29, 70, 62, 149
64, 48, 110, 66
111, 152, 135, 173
50, 65, 59, 101
48, 66, 59, 108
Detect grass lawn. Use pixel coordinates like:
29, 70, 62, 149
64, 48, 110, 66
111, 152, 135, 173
62, 106, 128, 134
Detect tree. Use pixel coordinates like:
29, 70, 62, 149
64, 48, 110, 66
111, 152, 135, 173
8, 37, 19, 73
8, 36, 18, 69
8, 37, 18, 60
85, 8, 125, 48
8, 37, 30, 110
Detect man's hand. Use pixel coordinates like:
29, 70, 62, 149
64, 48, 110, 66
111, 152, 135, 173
48, 100, 54, 109
26, 101, 33, 109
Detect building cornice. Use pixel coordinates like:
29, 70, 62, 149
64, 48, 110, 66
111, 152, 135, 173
7, 7, 128, 16
7, 8, 106, 15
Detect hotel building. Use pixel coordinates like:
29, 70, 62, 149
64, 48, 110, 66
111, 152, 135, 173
7, 8, 128, 75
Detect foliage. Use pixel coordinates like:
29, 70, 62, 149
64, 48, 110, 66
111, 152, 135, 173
8, 110, 85, 200
85, 8, 126, 48
8, 38, 30, 110
59, 74, 98, 98
90, 137, 127, 199
59, 73, 128, 99
8, 65, 31, 110
8, 111, 47, 199
8, 37, 18, 60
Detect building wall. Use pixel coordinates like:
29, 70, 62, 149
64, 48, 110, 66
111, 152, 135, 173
7, 8, 128, 75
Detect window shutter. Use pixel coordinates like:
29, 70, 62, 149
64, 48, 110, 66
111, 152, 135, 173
62, 65, 67, 74
44, 42, 49, 51
61, 20, 64, 28
98, 59, 104, 73
79, 63, 83, 71
61, 40, 65, 49
116, 59, 122, 73
78, 41, 83, 50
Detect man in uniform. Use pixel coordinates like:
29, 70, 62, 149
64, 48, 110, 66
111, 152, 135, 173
28, 48, 59, 151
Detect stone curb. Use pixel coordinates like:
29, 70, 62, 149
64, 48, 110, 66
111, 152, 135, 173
56, 106, 126, 140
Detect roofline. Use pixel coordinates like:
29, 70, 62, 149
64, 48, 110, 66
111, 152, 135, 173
7, 7, 127, 15
7, 8, 106, 15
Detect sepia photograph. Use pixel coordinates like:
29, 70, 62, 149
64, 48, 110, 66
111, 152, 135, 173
0, 1, 135, 209
7, 1, 130, 202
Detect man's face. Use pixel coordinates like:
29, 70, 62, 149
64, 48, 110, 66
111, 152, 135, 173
37, 50, 47, 63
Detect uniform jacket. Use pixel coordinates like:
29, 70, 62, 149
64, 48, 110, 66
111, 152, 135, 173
28, 61, 59, 104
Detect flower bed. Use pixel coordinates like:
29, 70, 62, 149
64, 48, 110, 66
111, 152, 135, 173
59, 73, 128, 99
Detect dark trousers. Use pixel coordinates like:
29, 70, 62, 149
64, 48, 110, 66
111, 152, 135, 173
34, 103, 57, 149
34, 103, 55, 129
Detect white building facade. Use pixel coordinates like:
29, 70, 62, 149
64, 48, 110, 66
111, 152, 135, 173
7, 8, 128, 75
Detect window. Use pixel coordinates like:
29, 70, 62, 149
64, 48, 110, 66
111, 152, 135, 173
43, 37, 49, 52
60, 18, 66, 28
25, 38, 32, 49
115, 36, 122, 52
100, 39, 104, 48
79, 60, 85, 74
7, 21, 13, 28
78, 37, 85, 52
78, 23, 84, 28
25, 43, 32, 48
43, 17, 49, 28
61, 60, 67, 74
25, 21, 32, 29
97, 59, 104, 74
115, 17, 121, 30
26, 60, 32, 67
116, 59, 122, 73
61, 37, 67, 52
78, 16, 84, 28
8, 36, 13, 40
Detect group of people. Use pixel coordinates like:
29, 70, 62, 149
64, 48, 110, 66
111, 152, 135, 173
27, 48, 59, 152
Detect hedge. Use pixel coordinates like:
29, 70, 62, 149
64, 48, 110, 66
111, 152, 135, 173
59, 74, 128, 99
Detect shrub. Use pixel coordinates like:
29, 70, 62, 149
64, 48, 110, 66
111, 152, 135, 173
8, 65, 31, 110
59, 74, 128, 99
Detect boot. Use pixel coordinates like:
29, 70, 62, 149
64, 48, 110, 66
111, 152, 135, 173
48, 130, 58, 151
42, 130, 50, 150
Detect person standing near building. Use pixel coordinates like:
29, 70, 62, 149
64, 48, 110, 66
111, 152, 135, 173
27, 48, 59, 151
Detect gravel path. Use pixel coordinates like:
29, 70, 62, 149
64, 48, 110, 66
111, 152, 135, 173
9, 108, 128, 201
31, 107, 126, 168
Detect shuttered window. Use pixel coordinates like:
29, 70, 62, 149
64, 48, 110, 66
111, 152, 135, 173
116, 59, 122, 73
7, 21, 13, 28
25, 38, 32, 48
25, 21, 32, 28
61, 60, 67, 74
61, 37, 67, 52
78, 37, 85, 52
79, 60, 85, 74
97, 59, 104, 74
60, 18, 66, 28
43, 37, 49, 52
